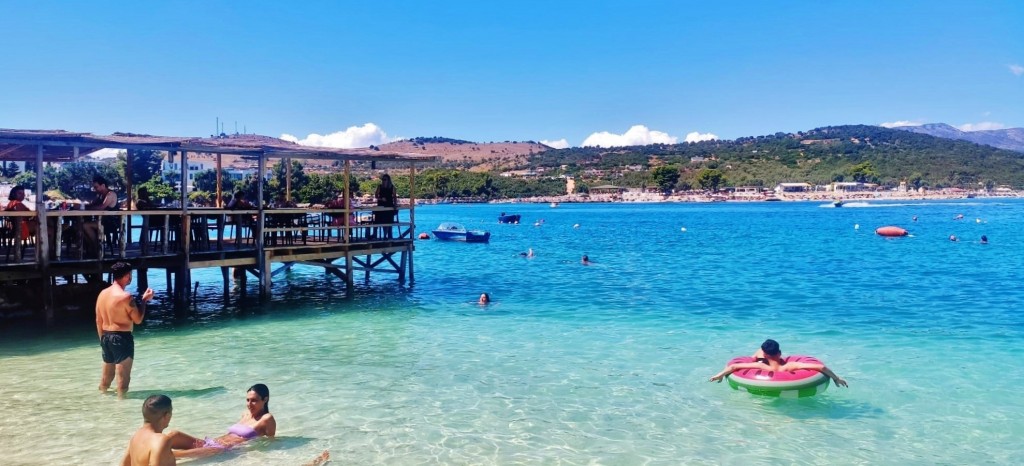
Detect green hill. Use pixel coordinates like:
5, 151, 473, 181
528, 125, 1024, 190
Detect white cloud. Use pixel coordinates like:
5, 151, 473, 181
957, 121, 1006, 132
540, 138, 570, 149
280, 123, 396, 148
581, 125, 678, 148
879, 120, 924, 128
1009, 64, 1024, 76
684, 131, 718, 143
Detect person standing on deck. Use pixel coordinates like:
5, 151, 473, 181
96, 262, 154, 398
374, 174, 397, 239
82, 175, 119, 258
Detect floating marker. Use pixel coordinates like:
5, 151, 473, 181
854, 224, 859, 230
680, 227, 687, 232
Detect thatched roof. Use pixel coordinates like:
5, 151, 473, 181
0, 128, 440, 163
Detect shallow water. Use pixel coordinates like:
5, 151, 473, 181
2, 200, 1023, 465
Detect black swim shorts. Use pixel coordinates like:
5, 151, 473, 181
100, 331, 135, 364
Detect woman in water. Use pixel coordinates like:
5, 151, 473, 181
478, 293, 491, 305
708, 339, 848, 387
167, 384, 277, 458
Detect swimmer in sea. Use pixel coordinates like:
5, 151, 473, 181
519, 248, 534, 258
981, 235, 988, 244
581, 255, 591, 265
949, 235, 958, 242
166, 384, 276, 458
708, 339, 848, 387
479, 293, 490, 305
122, 395, 175, 466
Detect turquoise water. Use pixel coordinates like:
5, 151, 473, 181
2, 200, 1023, 465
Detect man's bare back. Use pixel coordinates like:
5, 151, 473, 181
123, 425, 175, 466
96, 283, 141, 335
97, 262, 153, 397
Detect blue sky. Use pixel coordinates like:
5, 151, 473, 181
1, 1, 1021, 148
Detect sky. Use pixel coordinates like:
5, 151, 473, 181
1, 1, 1022, 149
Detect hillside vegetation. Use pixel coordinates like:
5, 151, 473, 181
527, 125, 1024, 190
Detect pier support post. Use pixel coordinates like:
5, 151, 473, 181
345, 253, 354, 292
221, 266, 230, 295
138, 268, 149, 293
259, 251, 272, 299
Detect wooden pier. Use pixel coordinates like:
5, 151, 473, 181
0, 129, 438, 325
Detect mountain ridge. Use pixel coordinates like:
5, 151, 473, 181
891, 123, 1024, 153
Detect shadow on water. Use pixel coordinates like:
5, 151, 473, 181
763, 396, 885, 420
124, 386, 227, 400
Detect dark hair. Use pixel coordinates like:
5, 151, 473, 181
111, 262, 132, 280
142, 394, 172, 423
93, 175, 108, 187
248, 383, 270, 413
234, 191, 245, 199
761, 339, 781, 357
137, 187, 149, 196
8, 185, 24, 201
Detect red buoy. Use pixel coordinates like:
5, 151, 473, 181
875, 226, 908, 237
418, 232, 430, 240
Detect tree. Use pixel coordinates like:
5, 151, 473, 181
848, 161, 878, 183
1, 161, 21, 178
116, 149, 164, 185
52, 162, 124, 200
137, 177, 179, 203
193, 169, 230, 193
696, 168, 725, 191
650, 165, 680, 192
271, 160, 309, 200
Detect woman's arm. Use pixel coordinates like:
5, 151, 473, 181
256, 413, 276, 437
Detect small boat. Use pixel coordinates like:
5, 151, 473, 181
498, 213, 521, 224
833, 199, 844, 208
550, 202, 559, 208
432, 222, 491, 243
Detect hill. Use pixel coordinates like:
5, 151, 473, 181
523, 125, 1024, 190
378, 138, 551, 171
893, 123, 1024, 153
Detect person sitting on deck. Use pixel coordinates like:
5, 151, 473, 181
271, 193, 297, 209
3, 185, 38, 241
166, 383, 276, 459
227, 191, 255, 210
135, 187, 159, 210
373, 174, 397, 239
81, 175, 120, 258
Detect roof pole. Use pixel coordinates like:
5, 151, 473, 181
216, 153, 223, 207
285, 158, 291, 201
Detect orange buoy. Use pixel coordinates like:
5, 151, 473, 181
418, 232, 430, 240
875, 226, 908, 237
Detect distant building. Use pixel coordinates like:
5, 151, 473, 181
565, 176, 576, 195
590, 184, 624, 195
774, 182, 812, 193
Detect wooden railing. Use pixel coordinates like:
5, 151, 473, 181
0, 206, 415, 265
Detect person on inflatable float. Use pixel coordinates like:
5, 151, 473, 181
709, 339, 848, 387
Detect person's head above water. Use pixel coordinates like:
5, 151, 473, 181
479, 293, 490, 304
761, 339, 781, 357
142, 394, 173, 425
247, 383, 270, 415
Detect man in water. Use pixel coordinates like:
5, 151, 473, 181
96, 262, 154, 398
122, 394, 176, 466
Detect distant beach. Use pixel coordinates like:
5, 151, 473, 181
480, 189, 1023, 205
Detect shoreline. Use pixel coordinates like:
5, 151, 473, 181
418, 192, 1024, 205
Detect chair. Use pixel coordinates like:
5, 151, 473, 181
142, 214, 180, 255
102, 214, 124, 258
1, 216, 16, 261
